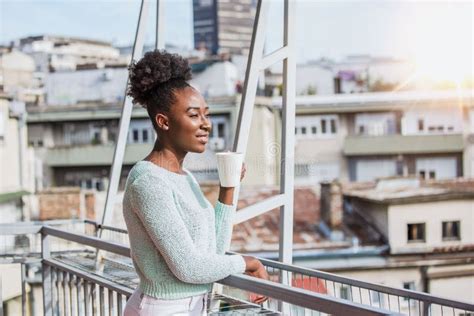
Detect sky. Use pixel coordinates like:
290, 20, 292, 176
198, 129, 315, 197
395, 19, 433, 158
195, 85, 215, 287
0, 0, 473, 66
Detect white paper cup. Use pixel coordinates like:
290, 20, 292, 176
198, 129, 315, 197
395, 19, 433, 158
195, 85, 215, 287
216, 152, 244, 187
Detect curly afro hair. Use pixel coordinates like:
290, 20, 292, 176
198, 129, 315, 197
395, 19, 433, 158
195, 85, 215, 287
127, 49, 193, 131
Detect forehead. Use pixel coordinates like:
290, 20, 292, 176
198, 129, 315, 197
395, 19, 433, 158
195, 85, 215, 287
173, 87, 209, 112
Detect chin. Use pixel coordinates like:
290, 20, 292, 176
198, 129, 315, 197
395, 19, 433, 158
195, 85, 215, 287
190, 144, 207, 153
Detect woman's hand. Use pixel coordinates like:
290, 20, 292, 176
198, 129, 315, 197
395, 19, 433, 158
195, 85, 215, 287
242, 255, 269, 304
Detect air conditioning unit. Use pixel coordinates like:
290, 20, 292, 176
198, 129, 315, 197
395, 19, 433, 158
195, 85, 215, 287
209, 137, 225, 151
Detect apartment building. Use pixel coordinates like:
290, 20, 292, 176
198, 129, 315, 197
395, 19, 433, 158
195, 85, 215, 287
265, 90, 473, 185
26, 89, 474, 191
338, 178, 474, 306
193, 0, 256, 56
0, 94, 33, 223
14, 35, 123, 72
26, 96, 238, 191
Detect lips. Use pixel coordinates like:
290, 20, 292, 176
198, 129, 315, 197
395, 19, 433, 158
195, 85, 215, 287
196, 135, 209, 144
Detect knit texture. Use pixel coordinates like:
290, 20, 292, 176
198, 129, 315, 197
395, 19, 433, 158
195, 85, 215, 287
122, 160, 246, 299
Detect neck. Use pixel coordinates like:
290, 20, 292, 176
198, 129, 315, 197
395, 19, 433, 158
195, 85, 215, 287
147, 141, 187, 173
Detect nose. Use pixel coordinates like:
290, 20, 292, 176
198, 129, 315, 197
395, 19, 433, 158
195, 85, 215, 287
201, 116, 211, 131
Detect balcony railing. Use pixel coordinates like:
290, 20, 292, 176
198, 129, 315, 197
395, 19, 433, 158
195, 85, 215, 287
1, 220, 473, 315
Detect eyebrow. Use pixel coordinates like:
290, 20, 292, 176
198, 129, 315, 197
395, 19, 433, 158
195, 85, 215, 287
186, 106, 209, 112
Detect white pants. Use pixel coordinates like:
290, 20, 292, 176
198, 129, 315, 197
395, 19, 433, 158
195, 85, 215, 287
123, 288, 208, 316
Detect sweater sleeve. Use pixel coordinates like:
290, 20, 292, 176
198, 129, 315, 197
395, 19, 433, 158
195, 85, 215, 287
214, 200, 238, 255
129, 174, 246, 284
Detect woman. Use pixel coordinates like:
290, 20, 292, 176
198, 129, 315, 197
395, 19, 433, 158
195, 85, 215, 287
122, 50, 269, 316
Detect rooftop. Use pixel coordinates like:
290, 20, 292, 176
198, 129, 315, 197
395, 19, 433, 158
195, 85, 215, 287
345, 177, 474, 204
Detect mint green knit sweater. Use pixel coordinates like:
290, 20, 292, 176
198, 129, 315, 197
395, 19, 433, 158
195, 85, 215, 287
122, 160, 246, 299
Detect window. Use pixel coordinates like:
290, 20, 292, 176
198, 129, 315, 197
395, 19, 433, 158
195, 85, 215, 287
93, 131, 100, 142
108, 132, 116, 142
142, 129, 149, 143
321, 119, 327, 133
442, 221, 460, 241
358, 125, 365, 134
428, 170, 436, 179
330, 119, 337, 133
407, 223, 425, 242
217, 123, 225, 138
418, 119, 424, 132
301, 127, 307, 135
419, 170, 426, 179
132, 129, 139, 142
402, 282, 415, 301
295, 127, 298, 134
311, 126, 317, 134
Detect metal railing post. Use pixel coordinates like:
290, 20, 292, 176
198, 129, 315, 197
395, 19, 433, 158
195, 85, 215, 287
21, 263, 27, 316
0, 274, 3, 316
41, 228, 53, 316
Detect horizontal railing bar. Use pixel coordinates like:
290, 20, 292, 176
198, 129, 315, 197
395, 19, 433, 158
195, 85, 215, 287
234, 194, 285, 224
84, 219, 98, 226
86, 219, 129, 234
0, 219, 88, 235
0, 224, 42, 235
260, 46, 289, 70
44, 258, 133, 296
232, 252, 474, 311
97, 224, 128, 234
41, 227, 130, 258
219, 274, 399, 316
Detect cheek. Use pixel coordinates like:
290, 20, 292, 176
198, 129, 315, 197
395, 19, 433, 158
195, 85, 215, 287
173, 119, 200, 142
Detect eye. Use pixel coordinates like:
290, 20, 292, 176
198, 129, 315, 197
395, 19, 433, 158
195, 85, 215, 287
190, 114, 198, 118
205, 114, 210, 118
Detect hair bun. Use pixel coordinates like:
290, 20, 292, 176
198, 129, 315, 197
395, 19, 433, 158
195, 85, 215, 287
127, 49, 192, 104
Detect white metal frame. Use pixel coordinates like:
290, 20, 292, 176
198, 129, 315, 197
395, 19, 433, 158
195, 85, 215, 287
100, 2, 297, 308
230, 0, 296, 294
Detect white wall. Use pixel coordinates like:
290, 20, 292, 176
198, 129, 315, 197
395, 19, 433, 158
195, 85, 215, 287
354, 112, 397, 136
401, 107, 463, 135
46, 67, 127, 105
355, 159, 397, 182
0, 100, 23, 192
295, 63, 334, 95
388, 199, 474, 254
415, 157, 457, 180
128, 119, 155, 144
295, 114, 339, 139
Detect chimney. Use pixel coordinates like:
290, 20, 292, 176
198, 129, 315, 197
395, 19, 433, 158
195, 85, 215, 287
320, 181, 343, 228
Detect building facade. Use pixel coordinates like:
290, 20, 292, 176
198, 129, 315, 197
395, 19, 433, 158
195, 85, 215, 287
193, 0, 256, 56
26, 97, 240, 191
266, 90, 474, 185
0, 95, 33, 224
